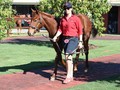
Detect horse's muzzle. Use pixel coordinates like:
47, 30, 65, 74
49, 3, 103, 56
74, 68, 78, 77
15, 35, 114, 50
27, 31, 33, 36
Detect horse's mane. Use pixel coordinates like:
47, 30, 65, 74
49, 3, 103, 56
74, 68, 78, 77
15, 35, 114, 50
40, 12, 54, 18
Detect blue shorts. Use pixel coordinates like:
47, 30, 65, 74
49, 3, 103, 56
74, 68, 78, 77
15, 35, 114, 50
62, 36, 78, 55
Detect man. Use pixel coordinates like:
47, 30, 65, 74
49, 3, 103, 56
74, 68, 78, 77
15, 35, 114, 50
53, 2, 83, 84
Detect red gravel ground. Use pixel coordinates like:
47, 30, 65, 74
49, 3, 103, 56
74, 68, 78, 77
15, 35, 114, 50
0, 54, 120, 90
0, 34, 120, 90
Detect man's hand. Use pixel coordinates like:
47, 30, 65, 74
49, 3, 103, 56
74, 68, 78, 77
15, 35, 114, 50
52, 36, 57, 42
78, 41, 83, 49
52, 30, 62, 42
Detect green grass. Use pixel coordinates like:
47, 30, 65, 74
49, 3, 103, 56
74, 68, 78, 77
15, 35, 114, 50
88, 40, 120, 58
73, 40, 120, 60
65, 75, 120, 90
0, 39, 120, 74
0, 41, 55, 74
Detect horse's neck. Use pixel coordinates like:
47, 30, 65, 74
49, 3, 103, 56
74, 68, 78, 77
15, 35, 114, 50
41, 12, 54, 18
42, 15, 57, 38
55, 17, 61, 28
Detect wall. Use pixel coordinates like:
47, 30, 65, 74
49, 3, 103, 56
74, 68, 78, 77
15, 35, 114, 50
118, 6, 120, 34
103, 14, 108, 33
12, 0, 40, 5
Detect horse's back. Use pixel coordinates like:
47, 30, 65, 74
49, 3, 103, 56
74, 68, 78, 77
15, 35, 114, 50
77, 14, 92, 40
14, 15, 22, 26
77, 14, 92, 31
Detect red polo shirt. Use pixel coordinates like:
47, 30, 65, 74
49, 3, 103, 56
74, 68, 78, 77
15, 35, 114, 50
58, 15, 83, 37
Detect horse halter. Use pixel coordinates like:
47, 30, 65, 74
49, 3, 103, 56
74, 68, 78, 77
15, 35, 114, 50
29, 14, 43, 31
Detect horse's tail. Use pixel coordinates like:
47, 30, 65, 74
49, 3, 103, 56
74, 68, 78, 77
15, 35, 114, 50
91, 24, 98, 38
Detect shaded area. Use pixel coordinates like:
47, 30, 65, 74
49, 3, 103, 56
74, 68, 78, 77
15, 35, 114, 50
0, 52, 120, 90
0, 36, 53, 48
91, 34, 120, 40
0, 56, 120, 90
31, 58, 120, 88
0, 61, 54, 74
74, 61, 120, 82
0, 57, 120, 82
0, 36, 98, 50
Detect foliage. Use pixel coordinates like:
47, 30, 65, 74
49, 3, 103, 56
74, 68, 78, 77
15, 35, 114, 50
38, 0, 112, 35
0, 0, 15, 40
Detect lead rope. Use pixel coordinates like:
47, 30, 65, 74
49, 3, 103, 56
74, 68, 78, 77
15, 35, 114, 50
41, 34, 84, 55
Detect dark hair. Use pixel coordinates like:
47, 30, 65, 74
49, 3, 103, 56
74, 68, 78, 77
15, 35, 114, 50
64, 10, 75, 16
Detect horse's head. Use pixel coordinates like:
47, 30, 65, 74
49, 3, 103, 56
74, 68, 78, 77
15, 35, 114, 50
28, 9, 44, 36
28, 9, 58, 37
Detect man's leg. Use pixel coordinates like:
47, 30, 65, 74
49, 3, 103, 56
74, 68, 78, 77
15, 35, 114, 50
66, 55, 73, 78
63, 54, 73, 84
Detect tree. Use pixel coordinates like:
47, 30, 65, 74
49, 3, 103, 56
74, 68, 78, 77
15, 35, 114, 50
38, 0, 112, 35
0, 0, 15, 40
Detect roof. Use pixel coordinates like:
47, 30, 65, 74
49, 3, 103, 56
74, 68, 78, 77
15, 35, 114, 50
12, 0, 40, 5
108, 0, 120, 6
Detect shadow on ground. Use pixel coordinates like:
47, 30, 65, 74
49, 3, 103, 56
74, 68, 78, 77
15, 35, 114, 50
0, 38, 53, 48
0, 60, 120, 86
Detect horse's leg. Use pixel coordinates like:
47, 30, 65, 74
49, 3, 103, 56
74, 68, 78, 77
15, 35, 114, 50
74, 49, 80, 72
9, 28, 12, 36
18, 24, 22, 34
19, 24, 22, 34
17, 27, 19, 35
83, 40, 89, 72
74, 39, 89, 73
50, 41, 62, 81
50, 53, 62, 81
7, 29, 10, 37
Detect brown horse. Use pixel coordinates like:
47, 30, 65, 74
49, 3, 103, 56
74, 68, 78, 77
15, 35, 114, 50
28, 9, 96, 81
7, 14, 31, 36
6, 15, 22, 36
13, 15, 23, 34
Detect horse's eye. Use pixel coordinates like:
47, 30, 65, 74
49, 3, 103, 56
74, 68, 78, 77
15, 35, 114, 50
34, 19, 37, 22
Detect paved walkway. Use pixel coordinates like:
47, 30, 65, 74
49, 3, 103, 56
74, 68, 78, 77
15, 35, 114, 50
0, 54, 120, 90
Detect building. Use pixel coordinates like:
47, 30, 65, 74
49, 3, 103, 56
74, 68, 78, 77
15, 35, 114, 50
12, 0, 40, 27
104, 0, 120, 34
12, 0, 120, 34
12, 0, 40, 15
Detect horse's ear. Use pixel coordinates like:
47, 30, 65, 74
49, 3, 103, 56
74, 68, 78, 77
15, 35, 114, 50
36, 10, 39, 14
31, 8, 36, 13
31, 8, 37, 17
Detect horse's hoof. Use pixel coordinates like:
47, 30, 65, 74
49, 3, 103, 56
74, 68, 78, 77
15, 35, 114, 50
50, 75, 56, 81
50, 76, 55, 81
73, 64, 78, 72
84, 69, 88, 73
74, 67, 78, 72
